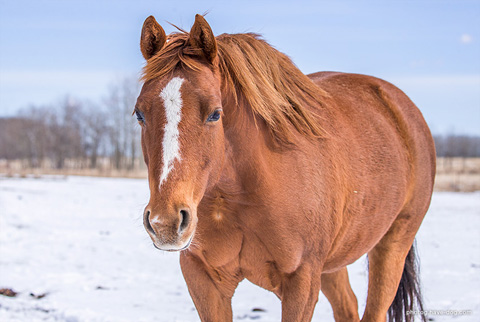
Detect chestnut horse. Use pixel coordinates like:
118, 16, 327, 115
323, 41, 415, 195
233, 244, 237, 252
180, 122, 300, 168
135, 14, 435, 322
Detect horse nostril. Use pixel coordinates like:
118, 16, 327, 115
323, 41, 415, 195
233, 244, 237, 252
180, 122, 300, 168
144, 210, 155, 235
179, 209, 190, 232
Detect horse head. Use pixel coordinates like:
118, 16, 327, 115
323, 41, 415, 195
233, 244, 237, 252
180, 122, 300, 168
136, 15, 225, 251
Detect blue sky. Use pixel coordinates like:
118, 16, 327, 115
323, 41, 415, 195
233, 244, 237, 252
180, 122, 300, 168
0, 0, 479, 135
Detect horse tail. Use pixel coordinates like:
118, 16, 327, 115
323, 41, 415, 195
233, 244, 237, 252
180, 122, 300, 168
388, 241, 427, 322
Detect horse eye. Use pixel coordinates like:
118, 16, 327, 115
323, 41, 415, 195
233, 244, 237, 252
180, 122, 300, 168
135, 110, 145, 123
206, 109, 222, 123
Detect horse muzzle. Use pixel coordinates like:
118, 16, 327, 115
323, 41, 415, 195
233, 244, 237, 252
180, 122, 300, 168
143, 206, 197, 251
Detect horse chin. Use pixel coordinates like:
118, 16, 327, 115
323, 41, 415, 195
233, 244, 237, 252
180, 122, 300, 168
152, 235, 194, 252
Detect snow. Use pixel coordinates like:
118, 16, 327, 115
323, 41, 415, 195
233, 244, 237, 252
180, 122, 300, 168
0, 176, 479, 321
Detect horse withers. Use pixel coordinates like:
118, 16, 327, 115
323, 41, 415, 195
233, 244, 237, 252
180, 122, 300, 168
135, 14, 435, 322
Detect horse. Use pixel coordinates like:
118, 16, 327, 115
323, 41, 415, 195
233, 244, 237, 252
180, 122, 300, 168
135, 14, 435, 322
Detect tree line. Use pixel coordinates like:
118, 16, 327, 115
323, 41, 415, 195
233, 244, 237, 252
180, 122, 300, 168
1, 78, 479, 173
433, 134, 480, 158
0, 76, 142, 171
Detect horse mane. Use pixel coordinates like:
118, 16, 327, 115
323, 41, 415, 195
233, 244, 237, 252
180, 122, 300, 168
142, 32, 328, 144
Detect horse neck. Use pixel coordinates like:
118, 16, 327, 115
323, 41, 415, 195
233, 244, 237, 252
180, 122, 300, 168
213, 91, 273, 198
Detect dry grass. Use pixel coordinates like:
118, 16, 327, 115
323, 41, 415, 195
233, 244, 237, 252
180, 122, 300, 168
0, 167, 148, 180
1, 158, 479, 192
0, 159, 147, 180
434, 157, 480, 192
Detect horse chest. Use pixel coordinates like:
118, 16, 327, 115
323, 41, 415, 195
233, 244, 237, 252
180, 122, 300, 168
236, 230, 304, 293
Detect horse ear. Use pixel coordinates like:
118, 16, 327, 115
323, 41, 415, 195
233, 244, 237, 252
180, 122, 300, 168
188, 14, 217, 62
140, 16, 166, 60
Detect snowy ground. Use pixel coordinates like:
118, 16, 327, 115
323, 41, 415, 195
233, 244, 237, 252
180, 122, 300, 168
0, 176, 478, 321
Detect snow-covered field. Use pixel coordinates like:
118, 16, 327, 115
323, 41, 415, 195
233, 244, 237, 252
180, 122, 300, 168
0, 176, 479, 321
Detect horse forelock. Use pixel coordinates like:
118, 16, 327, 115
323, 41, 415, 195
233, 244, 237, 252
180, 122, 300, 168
142, 31, 328, 145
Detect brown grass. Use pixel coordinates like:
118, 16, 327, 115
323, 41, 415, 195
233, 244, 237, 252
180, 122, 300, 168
1, 158, 479, 192
434, 157, 480, 192
0, 159, 147, 180
2, 168, 148, 179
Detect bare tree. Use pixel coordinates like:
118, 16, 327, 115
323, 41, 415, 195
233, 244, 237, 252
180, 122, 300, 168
83, 100, 109, 168
434, 134, 480, 158
0, 117, 32, 160
41, 96, 85, 169
104, 76, 141, 170
17, 105, 56, 167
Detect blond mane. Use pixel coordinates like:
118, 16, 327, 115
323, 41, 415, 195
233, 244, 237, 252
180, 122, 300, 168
142, 32, 327, 143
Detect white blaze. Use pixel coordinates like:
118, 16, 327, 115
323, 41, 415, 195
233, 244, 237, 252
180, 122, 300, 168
159, 77, 185, 188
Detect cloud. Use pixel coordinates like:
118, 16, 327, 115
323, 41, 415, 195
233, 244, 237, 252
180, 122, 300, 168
460, 34, 473, 44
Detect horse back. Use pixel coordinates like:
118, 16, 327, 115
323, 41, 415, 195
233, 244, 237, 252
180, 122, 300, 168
309, 71, 435, 192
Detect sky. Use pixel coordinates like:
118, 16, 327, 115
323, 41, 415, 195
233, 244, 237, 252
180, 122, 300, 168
0, 0, 479, 135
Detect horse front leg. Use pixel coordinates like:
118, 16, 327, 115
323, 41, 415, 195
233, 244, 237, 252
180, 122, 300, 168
180, 252, 241, 322
280, 264, 321, 322
321, 267, 360, 321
